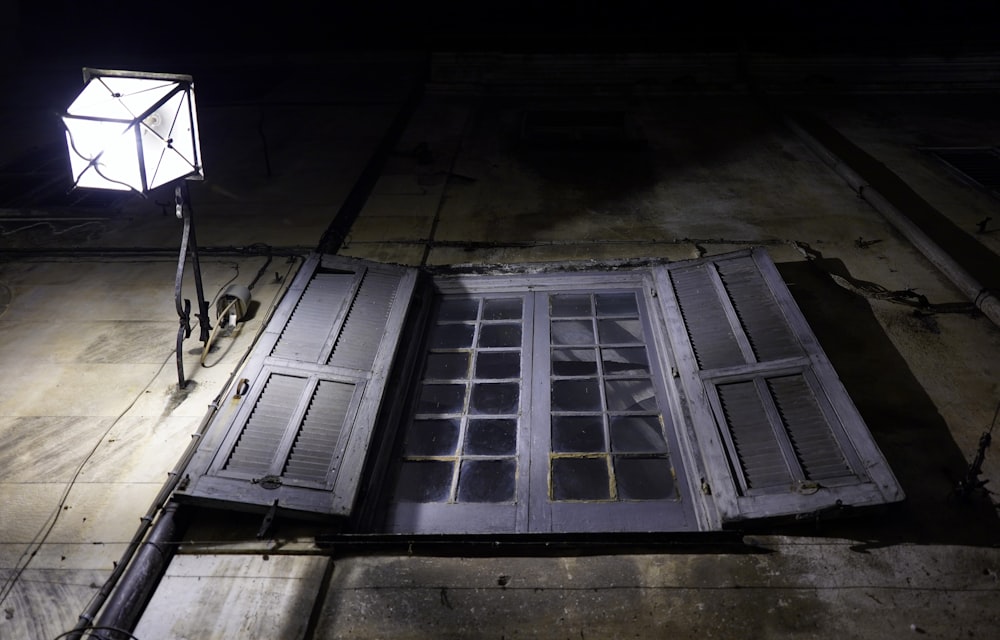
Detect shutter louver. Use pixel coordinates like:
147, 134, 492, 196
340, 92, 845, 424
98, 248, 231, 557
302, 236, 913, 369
768, 375, 853, 483
271, 271, 357, 362
670, 265, 744, 370
282, 380, 353, 484
717, 380, 793, 491
328, 270, 398, 370
224, 374, 307, 476
178, 254, 419, 518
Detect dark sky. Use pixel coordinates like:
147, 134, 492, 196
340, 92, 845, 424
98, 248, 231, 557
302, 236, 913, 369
15, 1, 1000, 58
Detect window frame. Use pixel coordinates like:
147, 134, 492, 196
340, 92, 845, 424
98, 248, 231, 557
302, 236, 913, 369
378, 270, 709, 534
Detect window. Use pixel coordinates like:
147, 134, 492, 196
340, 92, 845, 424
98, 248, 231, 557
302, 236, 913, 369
177, 250, 903, 533
382, 277, 698, 534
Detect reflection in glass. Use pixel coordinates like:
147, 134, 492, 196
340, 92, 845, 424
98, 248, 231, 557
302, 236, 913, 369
458, 459, 516, 502
601, 347, 649, 376
551, 457, 610, 500
597, 318, 643, 344
466, 419, 517, 455
404, 419, 460, 456
551, 348, 598, 376
395, 461, 453, 502
610, 415, 667, 453
552, 415, 606, 452
552, 378, 602, 411
551, 320, 594, 346
595, 292, 638, 317
604, 379, 657, 411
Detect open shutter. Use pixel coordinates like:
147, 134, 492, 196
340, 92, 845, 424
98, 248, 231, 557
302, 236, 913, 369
654, 248, 903, 527
178, 254, 418, 518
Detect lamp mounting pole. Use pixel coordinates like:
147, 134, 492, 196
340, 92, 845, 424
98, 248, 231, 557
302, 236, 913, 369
174, 180, 211, 389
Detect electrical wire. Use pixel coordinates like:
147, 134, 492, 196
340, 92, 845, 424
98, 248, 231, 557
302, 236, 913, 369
0, 254, 300, 619
0, 347, 176, 609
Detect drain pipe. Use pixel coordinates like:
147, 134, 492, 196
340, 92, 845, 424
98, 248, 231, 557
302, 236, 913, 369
785, 116, 1000, 328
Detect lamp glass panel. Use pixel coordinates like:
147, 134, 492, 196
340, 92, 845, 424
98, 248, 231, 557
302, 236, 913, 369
141, 91, 199, 189
63, 117, 141, 191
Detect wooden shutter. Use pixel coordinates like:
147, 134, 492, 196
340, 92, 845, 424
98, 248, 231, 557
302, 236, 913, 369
178, 254, 418, 518
654, 248, 903, 527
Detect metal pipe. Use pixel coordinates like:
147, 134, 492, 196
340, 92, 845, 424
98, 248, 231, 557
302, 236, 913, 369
89, 502, 186, 640
65, 384, 225, 639
785, 116, 1000, 327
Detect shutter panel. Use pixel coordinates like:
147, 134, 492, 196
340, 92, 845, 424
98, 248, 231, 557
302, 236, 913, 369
654, 248, 903, 527
178, 254, 418, 518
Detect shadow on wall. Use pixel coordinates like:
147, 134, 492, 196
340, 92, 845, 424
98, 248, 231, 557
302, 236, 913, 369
775, 259, 1000, 547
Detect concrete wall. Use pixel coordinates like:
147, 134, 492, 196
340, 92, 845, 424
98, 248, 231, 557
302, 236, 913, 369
2, 55, 999, 639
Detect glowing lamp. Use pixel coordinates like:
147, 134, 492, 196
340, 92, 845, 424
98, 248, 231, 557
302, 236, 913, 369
62, 68, 203, 193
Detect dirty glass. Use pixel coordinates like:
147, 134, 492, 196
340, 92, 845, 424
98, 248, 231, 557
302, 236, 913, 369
395, 461, 453, 502
475, 351, 520, 379
465, 419, 517, 455
615, 457, 674, 500
551, 457, 611, 500
552, 415, 606, 452
403, 419, 460, 456
392, 293, 524, 509
458, 460, 516, 502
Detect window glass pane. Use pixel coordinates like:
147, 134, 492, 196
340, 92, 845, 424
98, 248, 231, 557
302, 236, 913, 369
610, 415, 667, 453
551, 319, 595, 346
429, 323, 474, 349
550, 294, 592, 317
552, 415, 606, 452
602, 347, 650, 376
595, 292, 638, 317
551, 348, 598, 376
552, 378, 602, 411
479, 323, 522, 348
465, 419, 517, 455
605, 379, 657, 411
395, 461, 454, 502
483, 298, 523, 320
423, 352, 471, 380
475, 351, 521, 379
551, 457, 610, 500
437, 298, 479, 321
404, 419, 461, 456
417, 383, 467, 414
597, 318, 643, 344
458, 459, 516, 502
615, 457, 675, 500
470, 382, 520, 414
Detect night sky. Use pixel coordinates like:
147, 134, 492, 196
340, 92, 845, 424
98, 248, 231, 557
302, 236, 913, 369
14, 1, 1000, 58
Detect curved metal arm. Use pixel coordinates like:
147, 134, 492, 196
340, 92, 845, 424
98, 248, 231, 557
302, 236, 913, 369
173, 183, 212, 388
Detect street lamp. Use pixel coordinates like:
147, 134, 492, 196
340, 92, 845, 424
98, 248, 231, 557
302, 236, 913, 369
62, 68, 210, 388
